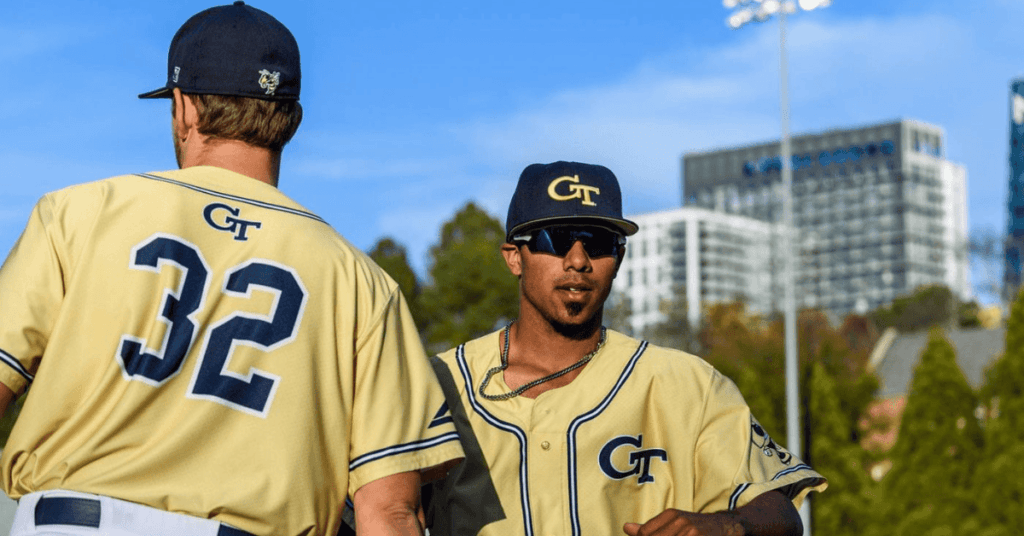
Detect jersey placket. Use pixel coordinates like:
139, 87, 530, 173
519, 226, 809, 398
525, 400, 570, 536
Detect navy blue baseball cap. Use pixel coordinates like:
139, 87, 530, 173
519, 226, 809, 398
505, 161, 639, 243
139, 2, 300, 100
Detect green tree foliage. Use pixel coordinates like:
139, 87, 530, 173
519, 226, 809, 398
368, 237, 425, 329
604, 291, 634, 336
419, 202, 518, 353
802, 312, 879, 448
879, 328, 983, 535
972, 289, 1024, 533
642, 284, 698, 354
692, 305, 878, 454
807, 362, 874, 536
870, 284, 980, 332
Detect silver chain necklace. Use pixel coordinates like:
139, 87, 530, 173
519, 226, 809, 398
478, 320, 607, 401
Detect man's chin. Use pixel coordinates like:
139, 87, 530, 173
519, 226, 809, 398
550, 306, 601, 340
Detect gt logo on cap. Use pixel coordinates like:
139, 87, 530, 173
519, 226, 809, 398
258, 69, 281, 96
547, 175, 601, 206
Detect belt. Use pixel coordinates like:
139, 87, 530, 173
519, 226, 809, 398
35, 496, 255, 536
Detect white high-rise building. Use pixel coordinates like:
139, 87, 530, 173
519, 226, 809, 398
614, 207, 778, 335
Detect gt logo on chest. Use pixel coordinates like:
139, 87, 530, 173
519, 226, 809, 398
598, 434, 667, 484
203, 202, 263, 241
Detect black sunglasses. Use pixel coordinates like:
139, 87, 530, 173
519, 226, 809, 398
513, 226, 625, 258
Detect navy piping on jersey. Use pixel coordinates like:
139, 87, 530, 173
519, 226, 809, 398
773, 464, 812, 481
348, 432, 460, 472
137, 173, 327, 223
456, 344, 535, 536
0, 348, 33, 384
729, 483, 752, 510
566, 340, 648, 536
727, 464, 814, 510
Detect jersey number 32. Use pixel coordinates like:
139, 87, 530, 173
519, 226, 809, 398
117, 234, 307, 418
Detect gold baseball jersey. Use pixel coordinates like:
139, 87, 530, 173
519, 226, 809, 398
428, 329, 827, 536
0, 167, 463, 536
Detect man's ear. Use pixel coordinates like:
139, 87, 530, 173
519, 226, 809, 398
171, 88, 199, 141
501, 243, 523, 277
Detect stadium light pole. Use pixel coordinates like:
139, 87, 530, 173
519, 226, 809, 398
722, 0, 831, 533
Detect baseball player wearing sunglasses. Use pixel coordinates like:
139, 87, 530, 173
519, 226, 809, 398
426, 161, 826, 536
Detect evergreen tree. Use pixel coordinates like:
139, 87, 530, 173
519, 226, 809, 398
419, 202, 518, 353
368, 237, 425, 330
972, 289, 1024, 533
806, 362, 874, 536
880, 328, 983, 535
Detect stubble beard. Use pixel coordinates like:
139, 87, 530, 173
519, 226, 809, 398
550, 301, 603, 341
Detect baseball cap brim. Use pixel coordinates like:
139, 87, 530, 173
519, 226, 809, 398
138, 86, 174, 99
508, 215, 639, 242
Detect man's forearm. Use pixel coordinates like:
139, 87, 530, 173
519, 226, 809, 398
353, 471, 425, 536
355, 506, 423, 536
732, 490, 802, 536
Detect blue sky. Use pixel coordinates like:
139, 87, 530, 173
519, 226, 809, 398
2, 0, 1021, 301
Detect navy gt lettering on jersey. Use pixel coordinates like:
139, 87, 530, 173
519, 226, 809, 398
598, 434, 667, 484
203, 202, 263, 241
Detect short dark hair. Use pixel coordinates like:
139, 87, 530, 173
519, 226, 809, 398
180, 93, 303, 151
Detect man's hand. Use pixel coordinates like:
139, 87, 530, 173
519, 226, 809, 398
623, 490, 801, 536
623, 510, 743, 536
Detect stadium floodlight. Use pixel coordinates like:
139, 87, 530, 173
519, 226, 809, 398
720, 0, 831, 533
725, 0, 829, 29
799, 0, 832, 9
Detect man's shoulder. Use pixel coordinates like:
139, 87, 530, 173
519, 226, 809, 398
29, 172, 147, 222
435, 330, 502, 365
606, 330, 718, 382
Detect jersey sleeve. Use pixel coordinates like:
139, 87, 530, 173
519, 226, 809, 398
692, 371, 827, 512
0, 195, 65, 395
346, 287, 464, 496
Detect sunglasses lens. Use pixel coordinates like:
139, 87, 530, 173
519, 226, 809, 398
529, 227, 620, 258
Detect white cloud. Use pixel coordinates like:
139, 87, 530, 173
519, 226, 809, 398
444, 11, 996, 217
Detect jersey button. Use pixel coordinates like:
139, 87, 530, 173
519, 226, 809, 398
541, 441, 551, 450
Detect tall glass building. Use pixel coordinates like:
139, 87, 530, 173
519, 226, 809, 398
678, 119, 970, 321
1004, 79, 1024, 302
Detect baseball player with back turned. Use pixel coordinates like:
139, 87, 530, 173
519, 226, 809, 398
427, 161, 826, 536
0, 3, 462, 536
